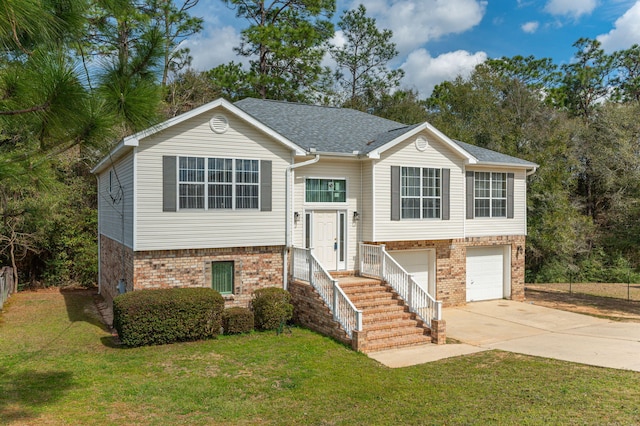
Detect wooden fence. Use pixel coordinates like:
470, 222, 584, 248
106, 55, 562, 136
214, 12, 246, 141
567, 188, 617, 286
0, 267, 16, 310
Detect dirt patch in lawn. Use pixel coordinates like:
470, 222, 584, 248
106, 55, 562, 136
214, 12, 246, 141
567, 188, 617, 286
525, 286, 640, 322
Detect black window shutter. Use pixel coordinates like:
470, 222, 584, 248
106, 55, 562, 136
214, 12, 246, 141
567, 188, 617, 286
441, 168, 450, 220
391, 166, 400, 221
466, 171, 474, 219
163, 156, 177, 212
507, 172, 515, 219
260, 160, 272, 212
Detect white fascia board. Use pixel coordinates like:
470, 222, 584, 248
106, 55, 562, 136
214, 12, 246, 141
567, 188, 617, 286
467, 161, 540, 170
367, 122, 478, 164
92, 98, 307, 174
91, 140, 133, 174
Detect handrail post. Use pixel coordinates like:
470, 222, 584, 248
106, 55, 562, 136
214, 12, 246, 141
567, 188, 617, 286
332, 280, 338, 321
380, 244, 386, 279
435, 301, 442, 321
408, 274, 414, 308
308, 252, 314, 285
356, 310, 363, 331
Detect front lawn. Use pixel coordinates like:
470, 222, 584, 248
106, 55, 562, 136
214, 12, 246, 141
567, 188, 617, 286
1, 289, 639, 425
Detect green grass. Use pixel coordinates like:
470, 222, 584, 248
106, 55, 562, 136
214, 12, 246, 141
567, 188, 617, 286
1, 289, 639, 425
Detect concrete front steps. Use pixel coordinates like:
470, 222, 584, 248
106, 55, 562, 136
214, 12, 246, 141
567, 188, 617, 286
335, 275, 432, 353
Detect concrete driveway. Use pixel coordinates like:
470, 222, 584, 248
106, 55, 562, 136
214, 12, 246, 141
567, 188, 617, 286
370, 300, 640, 371
445, 300, 640, 372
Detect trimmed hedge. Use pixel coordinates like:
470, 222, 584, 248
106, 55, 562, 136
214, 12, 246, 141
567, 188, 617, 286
251, 287, 293, 331
222, 307, 254, 335
113, 288, 224, 347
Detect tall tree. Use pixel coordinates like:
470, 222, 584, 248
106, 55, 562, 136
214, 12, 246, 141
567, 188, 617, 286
146, 0, 204, 87
222, 0, 335, 101
330, 4, 404, 108
556, 38, 615, 120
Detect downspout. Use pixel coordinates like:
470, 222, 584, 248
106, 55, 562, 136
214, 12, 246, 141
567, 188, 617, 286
283, 154, 320, 289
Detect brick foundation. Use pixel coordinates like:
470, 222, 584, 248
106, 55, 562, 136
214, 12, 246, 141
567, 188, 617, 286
99, 235, 134, 309
99, 234, 284, 309
133, 245, 284, 308
288, 280, 351, 346
367, 235, 526, 307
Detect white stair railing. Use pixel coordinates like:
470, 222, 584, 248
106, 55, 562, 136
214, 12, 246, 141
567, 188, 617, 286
291, 247, 362, 338
359, 243, 442, 327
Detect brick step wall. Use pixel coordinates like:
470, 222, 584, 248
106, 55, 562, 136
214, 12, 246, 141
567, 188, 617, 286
338, 276, 433, 353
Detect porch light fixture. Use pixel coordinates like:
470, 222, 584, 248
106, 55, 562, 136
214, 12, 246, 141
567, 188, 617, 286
294, 211, 300, 222
353, 211, 360, 221
516, 245, 523, 258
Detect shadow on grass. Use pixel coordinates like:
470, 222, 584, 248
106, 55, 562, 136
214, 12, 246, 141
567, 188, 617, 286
0, 367, 74, 423
60, 288, 109, 331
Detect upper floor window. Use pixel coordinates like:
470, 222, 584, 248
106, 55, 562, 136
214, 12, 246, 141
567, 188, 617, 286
305, 178, 346, 203
401, 167, 441, 219
178, 156, 259, 210
474, 172, 506, 217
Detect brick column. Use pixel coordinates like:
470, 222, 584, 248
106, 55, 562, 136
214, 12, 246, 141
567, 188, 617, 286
430, 319, 446, 345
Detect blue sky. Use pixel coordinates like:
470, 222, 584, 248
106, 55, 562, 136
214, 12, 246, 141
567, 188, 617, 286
186, 0, 640, 97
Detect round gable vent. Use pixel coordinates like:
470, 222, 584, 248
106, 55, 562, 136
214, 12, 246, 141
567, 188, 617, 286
209, 114, 229, 134
415, 135, 429, 151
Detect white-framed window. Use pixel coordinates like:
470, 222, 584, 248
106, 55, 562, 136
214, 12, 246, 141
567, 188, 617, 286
401, 167, 441, 219
474, 172, 506, 217
178, 156, 259, 210
305, 178, 346, 203
179, 157, 205, 209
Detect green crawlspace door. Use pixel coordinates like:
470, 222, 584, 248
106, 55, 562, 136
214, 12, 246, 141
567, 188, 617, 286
211, 261, 234, 294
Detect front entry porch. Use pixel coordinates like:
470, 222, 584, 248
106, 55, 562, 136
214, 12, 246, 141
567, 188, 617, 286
288, 244, 445, 353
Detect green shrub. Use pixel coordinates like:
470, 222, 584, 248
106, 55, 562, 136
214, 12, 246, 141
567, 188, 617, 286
222, 307, 254, 334
113, 287, 224, 347
251, 287, 293, 331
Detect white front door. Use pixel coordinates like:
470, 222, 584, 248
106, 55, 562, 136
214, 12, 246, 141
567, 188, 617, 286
310, 211, 341, 271
312, 211, 338, 270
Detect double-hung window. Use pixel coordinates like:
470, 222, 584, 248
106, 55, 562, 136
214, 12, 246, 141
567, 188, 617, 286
179, 157, 205, 209
401, 167, 441, 219
474, 172, 506, 217
178, 156, 259, 210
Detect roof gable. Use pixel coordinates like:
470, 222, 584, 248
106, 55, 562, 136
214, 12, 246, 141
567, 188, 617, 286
92, 98, 306, 174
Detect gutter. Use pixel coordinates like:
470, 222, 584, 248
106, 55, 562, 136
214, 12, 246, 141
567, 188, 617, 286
282, 154, 320, 289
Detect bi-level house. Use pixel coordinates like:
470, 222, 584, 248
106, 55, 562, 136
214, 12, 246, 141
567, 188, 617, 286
92, 98, 537, 352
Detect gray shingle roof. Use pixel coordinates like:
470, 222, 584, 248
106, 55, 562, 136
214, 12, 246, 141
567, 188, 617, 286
452, 140, 538, 167
235, 98, 410, 154
234, 98, 536, 168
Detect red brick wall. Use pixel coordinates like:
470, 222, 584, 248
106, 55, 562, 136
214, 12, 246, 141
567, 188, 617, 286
99, 235, 134, 308
367, 235, 526, 307
133, 245, 285, 308
288, 280, 351, 346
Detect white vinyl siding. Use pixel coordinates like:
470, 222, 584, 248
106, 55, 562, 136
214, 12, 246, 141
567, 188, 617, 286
373, 131, 465, 241
134, 108, 290, 251
465, 168, 528, 237
98, 152, 134, 248
292, 159, 361, 270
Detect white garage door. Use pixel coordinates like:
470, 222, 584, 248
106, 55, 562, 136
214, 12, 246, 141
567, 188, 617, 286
389, 250, 434, 295
466, 246, 508, 302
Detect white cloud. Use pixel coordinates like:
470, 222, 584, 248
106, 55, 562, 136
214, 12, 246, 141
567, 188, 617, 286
544, 0, 597, 19
400, 49, 487, 97
521, 21, 540, 33
184, 26, 244, 71
351, 0, 487, 54
597, 1, 640, 52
